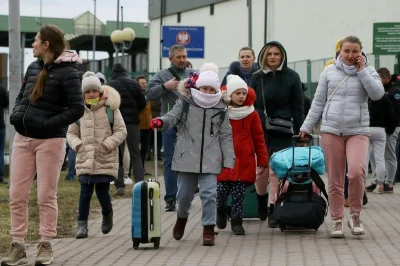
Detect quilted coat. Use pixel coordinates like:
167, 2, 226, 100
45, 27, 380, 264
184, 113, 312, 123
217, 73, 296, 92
300, 59, 384, 136
67, 85, 127, 178
217, 88, 269, 183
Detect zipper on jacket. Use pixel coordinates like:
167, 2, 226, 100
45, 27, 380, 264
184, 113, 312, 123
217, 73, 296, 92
22, 101, 31, 136
199, 109, 207, 174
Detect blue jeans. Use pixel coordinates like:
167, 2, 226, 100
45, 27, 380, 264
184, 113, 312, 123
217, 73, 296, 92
66, 148, 76, 180
176, 172, 217, 226
0, 128, 4, 180
162, 127, 178, 202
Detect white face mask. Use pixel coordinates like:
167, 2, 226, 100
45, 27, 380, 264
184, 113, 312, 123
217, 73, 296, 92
190, 88, 222, 109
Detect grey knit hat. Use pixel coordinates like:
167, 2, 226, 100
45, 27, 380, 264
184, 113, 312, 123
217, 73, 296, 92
82, 71, 103, 94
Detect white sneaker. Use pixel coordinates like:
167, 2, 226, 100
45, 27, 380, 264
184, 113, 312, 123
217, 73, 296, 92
348, 214, 365, 235
329, 219, 344, 238
124, 178, 133, 185
373, 185, 383, 194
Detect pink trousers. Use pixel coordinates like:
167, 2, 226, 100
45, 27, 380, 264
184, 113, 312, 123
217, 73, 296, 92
9, 133, 65, 241
321, 133, 369, 220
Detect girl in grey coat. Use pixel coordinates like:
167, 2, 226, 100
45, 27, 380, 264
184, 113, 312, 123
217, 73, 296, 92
151, 63, 235, 247
300, 36, 384, 238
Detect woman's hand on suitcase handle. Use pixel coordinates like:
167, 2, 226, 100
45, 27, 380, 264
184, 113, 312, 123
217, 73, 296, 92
150, 118, 163, 130
299, 131, 311, 141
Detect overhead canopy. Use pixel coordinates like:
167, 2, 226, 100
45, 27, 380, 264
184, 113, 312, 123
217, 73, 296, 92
0, 11, 149, 54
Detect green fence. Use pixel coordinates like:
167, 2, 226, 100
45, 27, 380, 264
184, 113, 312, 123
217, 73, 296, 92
287, 54, 398, 99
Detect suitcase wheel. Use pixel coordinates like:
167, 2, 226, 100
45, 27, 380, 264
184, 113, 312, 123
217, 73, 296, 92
279, 225, 285, 232
154, 242, 160, 249
133, 240, 140, 250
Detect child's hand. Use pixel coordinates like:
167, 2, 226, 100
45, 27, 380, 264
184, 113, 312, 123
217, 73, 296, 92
257, 166, 267, 175
76, 145, 81, 152
150, 118, 163, 130
222, 167, 234, 177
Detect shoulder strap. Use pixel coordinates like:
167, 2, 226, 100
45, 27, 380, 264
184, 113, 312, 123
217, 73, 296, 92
310, 168, 329, 203
75, 107, 114, 130
219, 109, 226, 122
106, 106, 114, 128
180, 100, 190, 123
327, 75, 349, 104
168, 67, 181, 81
260, 78, 268, 117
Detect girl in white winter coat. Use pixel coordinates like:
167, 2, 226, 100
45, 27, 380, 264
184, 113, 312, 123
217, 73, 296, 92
67, 72, 127, 239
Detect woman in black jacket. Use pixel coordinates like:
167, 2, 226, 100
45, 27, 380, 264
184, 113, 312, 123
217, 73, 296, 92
3, 25, 84, 266
250, 41, 304, 228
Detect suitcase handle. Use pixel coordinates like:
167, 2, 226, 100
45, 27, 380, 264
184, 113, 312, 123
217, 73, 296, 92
153, 126, 158, 182
291, 134, 312, 172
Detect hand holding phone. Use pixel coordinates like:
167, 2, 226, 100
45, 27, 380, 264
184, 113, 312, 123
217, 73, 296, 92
356, 56, 365, 71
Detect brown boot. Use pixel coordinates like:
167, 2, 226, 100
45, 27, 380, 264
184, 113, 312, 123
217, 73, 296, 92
173, 216, 188, 240
203, 225, 217, 246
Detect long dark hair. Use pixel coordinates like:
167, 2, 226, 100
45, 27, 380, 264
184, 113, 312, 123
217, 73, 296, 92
31, 25, 69, 103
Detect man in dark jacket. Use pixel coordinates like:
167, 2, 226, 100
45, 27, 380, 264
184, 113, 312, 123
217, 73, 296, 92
0, 84, 8, 184
107, 63, 146, 196
378, 68, 400, 192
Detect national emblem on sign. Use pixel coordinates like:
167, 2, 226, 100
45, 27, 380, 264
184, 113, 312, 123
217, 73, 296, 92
176, 31, 190, 46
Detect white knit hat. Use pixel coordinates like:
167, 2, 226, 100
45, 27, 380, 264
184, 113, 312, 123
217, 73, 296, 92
82, 71, 103, 94
226, 74, 248, 96
195, 62, 220, 92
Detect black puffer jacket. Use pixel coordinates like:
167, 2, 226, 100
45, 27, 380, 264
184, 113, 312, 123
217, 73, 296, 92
0, 84, 9, 129
368, 94, 396, 134
10, 56, 84, 139
107, 64, 146, 125
385, 80, 400, 127
250, 41, 304, 152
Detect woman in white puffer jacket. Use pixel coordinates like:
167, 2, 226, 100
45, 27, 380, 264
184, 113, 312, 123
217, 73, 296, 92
300, 36, 384, 238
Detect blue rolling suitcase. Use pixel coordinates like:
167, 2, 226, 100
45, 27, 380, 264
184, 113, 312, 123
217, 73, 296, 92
131, 127, 161, 249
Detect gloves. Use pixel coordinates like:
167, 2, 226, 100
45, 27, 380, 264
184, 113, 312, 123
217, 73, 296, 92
222, 167, 234, 177
150, 118, 163, 130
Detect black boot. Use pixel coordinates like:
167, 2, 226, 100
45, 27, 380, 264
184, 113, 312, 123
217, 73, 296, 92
231, 218, 245, 235
268, 204, 278, 228
216, 207, 228, 229
101, 210, 113, 234
257, 193, 268, 221
76, 220, 88, 239
363, 191, 368, 206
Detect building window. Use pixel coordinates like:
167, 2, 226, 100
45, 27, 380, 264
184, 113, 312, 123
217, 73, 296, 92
177, 12, 181, 23
210, 4, 214, 15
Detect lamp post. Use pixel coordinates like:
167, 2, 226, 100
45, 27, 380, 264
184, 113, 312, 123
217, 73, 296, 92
110, 27, 135, 70
92, 0, 97, 71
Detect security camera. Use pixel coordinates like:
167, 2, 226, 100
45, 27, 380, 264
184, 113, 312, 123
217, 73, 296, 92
144, 22, 149, 28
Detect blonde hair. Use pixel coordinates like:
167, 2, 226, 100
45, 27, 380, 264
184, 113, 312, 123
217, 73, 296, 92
260, 45, 284, 69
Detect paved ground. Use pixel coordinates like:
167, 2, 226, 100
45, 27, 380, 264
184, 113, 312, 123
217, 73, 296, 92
18, 176, 400, 266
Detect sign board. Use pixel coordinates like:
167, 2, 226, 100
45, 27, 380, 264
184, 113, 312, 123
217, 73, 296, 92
162, 26, 205, 58
373, 22, 400, 55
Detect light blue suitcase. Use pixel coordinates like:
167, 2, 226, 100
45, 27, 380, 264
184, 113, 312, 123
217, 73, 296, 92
131, 128, 161, 249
